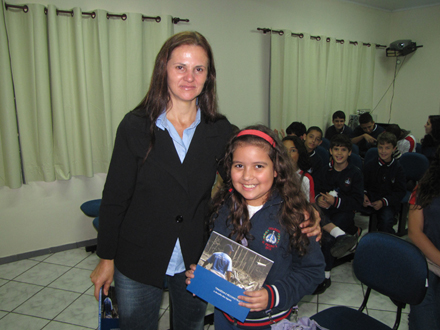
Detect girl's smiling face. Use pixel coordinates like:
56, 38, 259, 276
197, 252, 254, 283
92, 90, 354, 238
231, 144, 277, 207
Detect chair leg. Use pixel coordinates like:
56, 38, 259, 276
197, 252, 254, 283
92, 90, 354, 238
368, 213, 378, 233
397, 203, 409, 237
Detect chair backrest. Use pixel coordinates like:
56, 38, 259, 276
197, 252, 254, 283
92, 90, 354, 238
321, 138, 330, 151
363, 147, 377, 163
399, 152, 429, 182
353, 233, 428, 306
348, 153, 363, 171
351, 143, 359, 155
315, 145, 330, 165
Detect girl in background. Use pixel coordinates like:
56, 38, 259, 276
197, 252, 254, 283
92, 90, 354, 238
421, 115, 440, 163
408, 146, 440, 329
187, 125, 325, 329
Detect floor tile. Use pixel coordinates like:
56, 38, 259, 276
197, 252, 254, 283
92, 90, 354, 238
0, 312, 49, 330
297, 301, 318, 318
43, 248, 91, 267
75, 253, 100, 271
367, 308, 409, 330
55, 294, 98, 328
43, 321, 93, 329
0, 259, 39, 280
317, 281, 364, 308
0, 281, 43, 311
48, 268, 95, 293
14, 287, 80, 319
158, 308, 171, 330
0, 311, 8, 319
331, 261, 360, 285
14, 262, 71, 286
28, 254, 53, 262
0, 278, 8, 287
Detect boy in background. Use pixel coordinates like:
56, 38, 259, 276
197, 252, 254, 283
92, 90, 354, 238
325, 110, 353, 140
313, 134, 364, 294
274, 121, 307, 140
304, 126, 324, 179
362, 132, 406, 234
350, 112, 384, 157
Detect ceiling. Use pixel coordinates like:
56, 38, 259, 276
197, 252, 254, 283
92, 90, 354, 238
339, 0, 440, 11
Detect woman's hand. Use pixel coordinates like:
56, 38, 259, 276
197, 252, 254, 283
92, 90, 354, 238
238, 288, 269, 312
90, 259, 114, 301
185, 264, 197, 286
300, 208, 322, 241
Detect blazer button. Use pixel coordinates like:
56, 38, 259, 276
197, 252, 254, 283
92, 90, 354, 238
175, 215, 183, 223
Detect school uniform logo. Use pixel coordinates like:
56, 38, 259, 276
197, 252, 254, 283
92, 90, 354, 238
262, 228, 281, 250
344, 177, 351, 187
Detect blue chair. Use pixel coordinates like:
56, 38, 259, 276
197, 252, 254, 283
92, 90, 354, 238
363, 147, 377, 163
315, 145, 330, 165
80, 199, 101, 252
396, 153, 429, 236
415, 142, 422, 153
348, 153, 362, 172
321, 137, 330, 151
351, 143, 359, 155
311, 232, 428, 330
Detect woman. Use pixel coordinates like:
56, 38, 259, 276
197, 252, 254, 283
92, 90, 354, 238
421, 115, 440, 163
91, 31, 233, 330
90, 31, 320, 330
408, 146, 440, 329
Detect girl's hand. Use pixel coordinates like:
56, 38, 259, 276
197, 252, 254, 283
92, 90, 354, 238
363, 194, 371, 207
371, 200, 383, 211
185, 264, 197, 285
90, 259, 114, 301
300, 208, 322, 241
238, 288, 269, 312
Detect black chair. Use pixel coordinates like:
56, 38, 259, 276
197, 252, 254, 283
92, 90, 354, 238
348, 153, 363, 172
396, 152, 429, 236
321, 137, 330, 151
311, 232, 428, 330
363, 147, 377, 163
315, 145, 330, 165
351, 143, 359, 155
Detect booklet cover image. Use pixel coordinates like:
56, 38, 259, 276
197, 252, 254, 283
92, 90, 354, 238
187, 231, 273, 322
99, 286, 120, 330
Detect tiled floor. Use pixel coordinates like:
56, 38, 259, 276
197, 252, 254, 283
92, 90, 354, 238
0, 213, 410, 330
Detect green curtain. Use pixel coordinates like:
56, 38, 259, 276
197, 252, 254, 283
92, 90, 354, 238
0, 0, 22, 188
270, 31, 376, 132
0, 1, 173, 187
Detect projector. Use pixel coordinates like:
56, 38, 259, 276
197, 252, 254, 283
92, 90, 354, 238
386, 40, 422, 57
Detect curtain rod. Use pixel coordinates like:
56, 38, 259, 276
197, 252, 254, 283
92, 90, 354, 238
257, 27, 387, 48
4, 3, 187, 23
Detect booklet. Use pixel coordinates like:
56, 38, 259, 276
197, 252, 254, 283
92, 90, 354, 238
99, 286, 120, 330
187, 231, 273, 322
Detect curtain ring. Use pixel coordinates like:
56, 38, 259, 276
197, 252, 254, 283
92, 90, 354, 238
326, 37, 330, 42
299, 33, 304, 38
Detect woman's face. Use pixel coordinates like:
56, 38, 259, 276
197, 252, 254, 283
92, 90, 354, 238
166, 45, 208, 107
425, 118, 432, 135
282, 140, 299, 170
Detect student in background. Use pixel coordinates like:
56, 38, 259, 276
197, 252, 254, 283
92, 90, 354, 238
304, 126, 324, 179
350, 112, 384, 158
313, 134, 364, 294
283, 135, 359, 259
325, 110, 353, 140
362, 132, 406, 234
187, 125, 325, 329
385, 124, 416, 159
274, 121, 307, 141
408, 146, 440, 329
421, 115, 440, 163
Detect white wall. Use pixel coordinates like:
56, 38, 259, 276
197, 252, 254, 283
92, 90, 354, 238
1, 0, 438, 259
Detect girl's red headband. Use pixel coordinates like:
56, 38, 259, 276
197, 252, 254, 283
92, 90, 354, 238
236, 129, 276, 148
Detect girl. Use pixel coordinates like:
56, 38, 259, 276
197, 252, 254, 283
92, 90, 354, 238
421, 115, 440, 163
187, 125, 325, 329
408, 145, 440, 329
